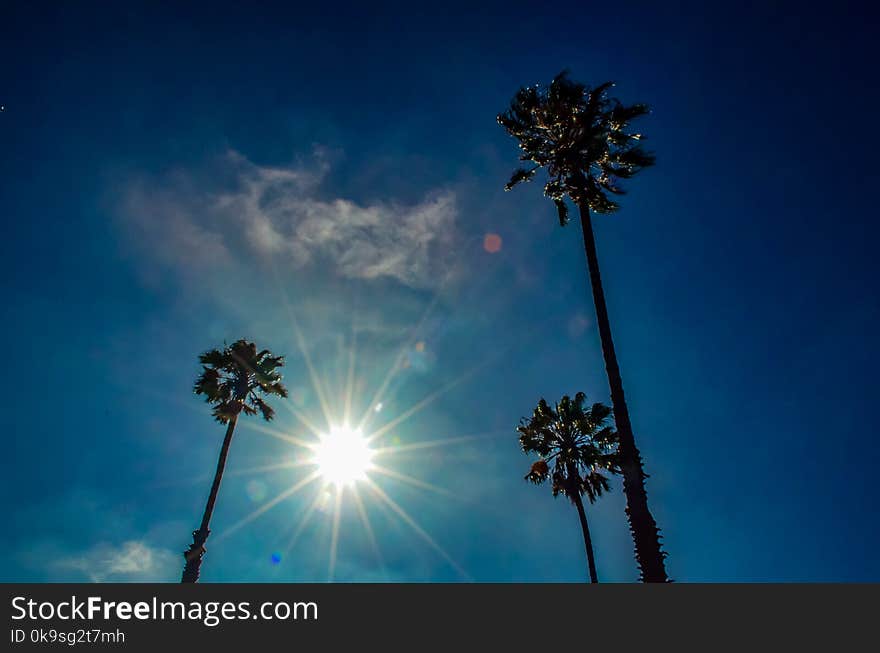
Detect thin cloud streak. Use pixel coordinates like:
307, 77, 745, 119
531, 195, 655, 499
117, 149, 461, 291
51, 540, 178, 582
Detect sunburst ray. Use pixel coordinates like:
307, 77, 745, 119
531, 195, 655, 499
365, 479, 471, 581
356, 289, 446, 433
269, 262, 334, 428
236, 418, 317, 451
350, 486, 386, 580
328, 487, 343, 581
225, 459, 313, 478
282, 489, 327, 555
370, 465, 454, 498
215, 471, 321, 541
365, 351, 503, 445
343, 319, 358, 425
372, 430, 508, 457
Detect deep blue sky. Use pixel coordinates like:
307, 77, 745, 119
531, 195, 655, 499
2, 1, 878, 582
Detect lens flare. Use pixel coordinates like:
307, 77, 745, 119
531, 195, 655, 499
483, 233, 502, 253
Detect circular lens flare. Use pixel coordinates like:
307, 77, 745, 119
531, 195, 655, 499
312, 425, 375, 488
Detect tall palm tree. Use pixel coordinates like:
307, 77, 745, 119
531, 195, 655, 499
181, 339, 288, 583
518, 393, 619, 583
499, 71, 668, 582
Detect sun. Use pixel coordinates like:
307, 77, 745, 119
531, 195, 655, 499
311, 424, 375, 488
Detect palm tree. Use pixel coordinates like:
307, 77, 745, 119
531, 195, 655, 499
518, 393, 619, 583
181, 339, 288, 583
499, 71, 668, 582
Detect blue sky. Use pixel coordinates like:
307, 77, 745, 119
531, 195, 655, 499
1, 1, 878, 582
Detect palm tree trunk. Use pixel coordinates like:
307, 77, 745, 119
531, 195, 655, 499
577, 204, 668, 583
571, 491, 599, 583
181, 414, 238, 583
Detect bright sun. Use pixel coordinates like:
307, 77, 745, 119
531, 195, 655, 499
312, 424, 375, 488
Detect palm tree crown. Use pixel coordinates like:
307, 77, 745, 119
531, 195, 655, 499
194, 339, 288, 423
497, 71, 655, 224
518, 392, 619, 503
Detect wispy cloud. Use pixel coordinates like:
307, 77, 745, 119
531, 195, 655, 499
117, 150, 460, 290
51, 540, 178, 582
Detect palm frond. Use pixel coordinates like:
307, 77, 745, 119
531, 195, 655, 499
505, 167, 538, 191
517, 392, 620, 502
194, 339, 288, 424
198, 349, 227, 369
499, 71, 654, 218
525, 459, 549, 484
211, 400, 239, 424
581, 470, 612, 504
250, 395, 276, 422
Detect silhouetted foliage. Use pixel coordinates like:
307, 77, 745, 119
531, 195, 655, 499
519, 393, 619, 502
518, 393, 619, 582
194, 339, 288, 423
498, 71, 654, 225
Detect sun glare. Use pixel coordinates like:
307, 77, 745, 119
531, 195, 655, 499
312, 424, 375, 487
215, 309, 485, 581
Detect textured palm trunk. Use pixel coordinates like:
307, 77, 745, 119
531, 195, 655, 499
571, 491, 599, 583
182, 414, 238, 583
577, 204, 668, 583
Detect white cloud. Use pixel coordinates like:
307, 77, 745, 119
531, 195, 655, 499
118, 150, 460, 290
52, 540, 178, 582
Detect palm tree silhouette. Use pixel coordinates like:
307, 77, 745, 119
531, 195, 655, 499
519, 393, 619, 583
499, 71, 668, 582
181, 339, 288, 583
